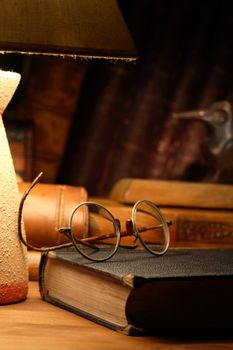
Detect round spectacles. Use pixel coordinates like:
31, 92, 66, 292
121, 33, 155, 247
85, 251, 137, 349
18, 173, 171, 262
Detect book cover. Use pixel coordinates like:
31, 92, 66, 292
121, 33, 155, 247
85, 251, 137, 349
39, 247, 233, 335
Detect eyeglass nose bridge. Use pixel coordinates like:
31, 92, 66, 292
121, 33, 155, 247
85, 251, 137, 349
125, 219, 138, 243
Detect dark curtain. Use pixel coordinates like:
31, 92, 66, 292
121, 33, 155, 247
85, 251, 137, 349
59, 0, 233, 196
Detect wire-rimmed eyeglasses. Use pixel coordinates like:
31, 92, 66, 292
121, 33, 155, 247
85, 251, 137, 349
18, 173, 171, 262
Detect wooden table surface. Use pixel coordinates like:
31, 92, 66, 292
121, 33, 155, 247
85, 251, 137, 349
0, 282, 232, 350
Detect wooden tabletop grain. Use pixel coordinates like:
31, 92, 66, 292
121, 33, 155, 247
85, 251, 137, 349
0, 282, 232, 350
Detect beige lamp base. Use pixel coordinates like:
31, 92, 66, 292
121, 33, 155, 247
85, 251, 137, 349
0, 70, 28, 304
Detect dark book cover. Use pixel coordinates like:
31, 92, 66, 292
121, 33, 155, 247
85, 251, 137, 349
39, 247, 233, 335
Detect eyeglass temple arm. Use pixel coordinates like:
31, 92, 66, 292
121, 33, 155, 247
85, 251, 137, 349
18, 172, 73, 252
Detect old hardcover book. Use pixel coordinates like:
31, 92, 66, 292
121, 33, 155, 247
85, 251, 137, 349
39, 247, 233, 335
18, 182, 88, 249
109, 178, 233, 209
108, 179, 233, 247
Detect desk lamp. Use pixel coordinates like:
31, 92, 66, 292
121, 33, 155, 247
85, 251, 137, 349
0, 0, 137, 304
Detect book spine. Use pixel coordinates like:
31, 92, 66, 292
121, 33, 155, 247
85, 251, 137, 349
38, 252, 49, 297
161, 207, 233, 248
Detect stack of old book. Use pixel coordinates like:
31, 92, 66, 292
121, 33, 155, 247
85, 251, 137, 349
18, 178, 233, 335
108, 178, 233, 249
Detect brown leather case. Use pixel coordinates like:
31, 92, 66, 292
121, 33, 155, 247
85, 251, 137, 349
18, 182, 88, 249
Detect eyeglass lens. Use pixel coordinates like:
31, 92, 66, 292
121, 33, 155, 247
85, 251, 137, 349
133, 200, 169, 255
69, 202, 120, 261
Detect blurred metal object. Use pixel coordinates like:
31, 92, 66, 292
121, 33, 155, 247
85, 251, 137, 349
173, 101, 233, 183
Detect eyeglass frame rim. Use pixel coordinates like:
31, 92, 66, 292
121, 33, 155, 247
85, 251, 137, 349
18, 172, 170, 261
131, 199, 170, 256
67, 201, 121, 262
57, 199, 170, 261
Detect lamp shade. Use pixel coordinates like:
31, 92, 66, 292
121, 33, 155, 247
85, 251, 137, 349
0, 0, 138, 60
